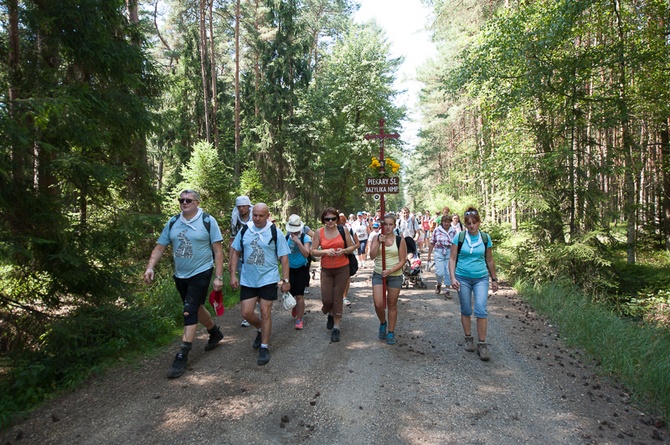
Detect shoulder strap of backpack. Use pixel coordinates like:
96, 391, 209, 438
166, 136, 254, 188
239, 225, 248, 258
337, 225, 346, 246
202, 212, 211, 234
396, 235, 401, 249
271, 224, 278, 258
168, 214, 179, 231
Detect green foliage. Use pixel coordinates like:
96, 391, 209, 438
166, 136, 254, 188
517, 281, 670, 422
0, 272, 181, 428
507, 229, 616, 296
173, 140, 234, 220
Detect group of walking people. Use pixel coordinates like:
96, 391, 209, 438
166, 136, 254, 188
144, 190, 498, 378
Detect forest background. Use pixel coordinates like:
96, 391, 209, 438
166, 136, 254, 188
1, 0, 669, 429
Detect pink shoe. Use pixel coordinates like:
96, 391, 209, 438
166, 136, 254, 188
295, 319, 303, 330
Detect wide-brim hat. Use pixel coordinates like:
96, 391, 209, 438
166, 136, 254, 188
285, 214, 304, 233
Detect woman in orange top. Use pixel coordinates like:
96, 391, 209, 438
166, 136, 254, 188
310, 207, 356, 342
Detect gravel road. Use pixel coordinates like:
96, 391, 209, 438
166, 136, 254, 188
1, 266, 667, 445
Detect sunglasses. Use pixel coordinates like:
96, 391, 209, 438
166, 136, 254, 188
178, 198, 196, 204
464, 210, 478, 216
323, 217, 337, 222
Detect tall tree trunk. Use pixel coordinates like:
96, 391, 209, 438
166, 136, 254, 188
613, 0, 636, 264
208, 0, 218, 149
8, 0, 24, 185
661, 116, 670, 250
234, 0, 242, 178
199, 0, 211, 142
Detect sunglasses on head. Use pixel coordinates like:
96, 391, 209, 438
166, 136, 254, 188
178, 198, 195, 204
464, 210, 478, 216
323, 216, 337, 222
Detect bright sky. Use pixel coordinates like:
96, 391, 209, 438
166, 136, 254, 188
354, 0, 436, 149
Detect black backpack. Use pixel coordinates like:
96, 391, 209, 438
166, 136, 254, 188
336, 225, 358, 276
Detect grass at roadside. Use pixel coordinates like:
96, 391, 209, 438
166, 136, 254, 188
0, 270, 240, 430
516, 280, 670, 423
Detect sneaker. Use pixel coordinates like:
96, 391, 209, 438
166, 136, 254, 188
241, 319, 251, 327
252, 331, 262, 349
304, 287, 310, 294
257, 347, 270, 365
167, 353, 187, 379
295, 319, 303, 330
386, 332, 396, 345
477, 341, 491, 361
331, 328, 341, 342
291, 306, 297, 318
435, 284, 442, 295
343, 298, 351, 306
464, 335, 475, 352
326, 314, 334, 330
378, 322, 387, 339
204, 326, 224, 351
444, 289, 453, 300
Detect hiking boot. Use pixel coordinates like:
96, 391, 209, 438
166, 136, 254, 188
295, 319, 304, 330
343, 298, 351, 307
477, 341, 491, 361
378, 322, 387, 340
331, 328, 341, 342
464, 335, 475, 352
167, 353, 188, 379
240, 319, 251, 327
386, 332, 396, 345
252, 331, 262, 349
326, 314, 334, 330
257, 347, 270, 365
435, 284, 442, 294
204, 326, 224, 351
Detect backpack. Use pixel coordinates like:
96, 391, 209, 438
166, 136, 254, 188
455, 230, 490, 267
336, 225, 358, 276
239, 224, 278, 261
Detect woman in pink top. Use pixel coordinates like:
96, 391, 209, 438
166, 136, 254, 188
310, 207, 356, 342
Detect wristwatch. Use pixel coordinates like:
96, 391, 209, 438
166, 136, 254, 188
215, 276, 224, 281
282, 278, 290, 284
491, 277, 498, 282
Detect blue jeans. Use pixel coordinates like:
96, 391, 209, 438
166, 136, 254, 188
433, 248, 451, 287
456, 275, 489, 318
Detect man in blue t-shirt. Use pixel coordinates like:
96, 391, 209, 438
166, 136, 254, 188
229, 203, 291, 366
144, 189, 225, 379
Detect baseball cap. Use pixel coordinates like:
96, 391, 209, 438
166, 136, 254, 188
357, 211, 363, 216
372, 222, 380, 228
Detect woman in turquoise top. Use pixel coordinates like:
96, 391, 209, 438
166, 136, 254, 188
369, 213, 407, 345
448, 206, 499, 361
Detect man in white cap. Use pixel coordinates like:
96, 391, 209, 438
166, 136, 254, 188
230, 195, 253, 326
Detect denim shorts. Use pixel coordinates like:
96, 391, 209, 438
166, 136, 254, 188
456, 275, 489, 318
372, 273, 402, 289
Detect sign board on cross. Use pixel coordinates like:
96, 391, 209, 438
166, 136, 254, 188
365, 176, 400, 194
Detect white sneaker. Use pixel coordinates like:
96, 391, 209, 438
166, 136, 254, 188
240, 319, 251, 327
343, 298, 351, 306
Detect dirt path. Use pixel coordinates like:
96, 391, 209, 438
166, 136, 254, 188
1, 266, 667, 445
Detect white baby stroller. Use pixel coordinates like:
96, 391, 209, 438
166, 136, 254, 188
401, 237, 428, 289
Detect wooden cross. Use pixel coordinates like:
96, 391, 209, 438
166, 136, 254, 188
365, 118, 400, 308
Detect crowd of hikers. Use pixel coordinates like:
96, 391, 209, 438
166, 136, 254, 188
143, 191, 498, 378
